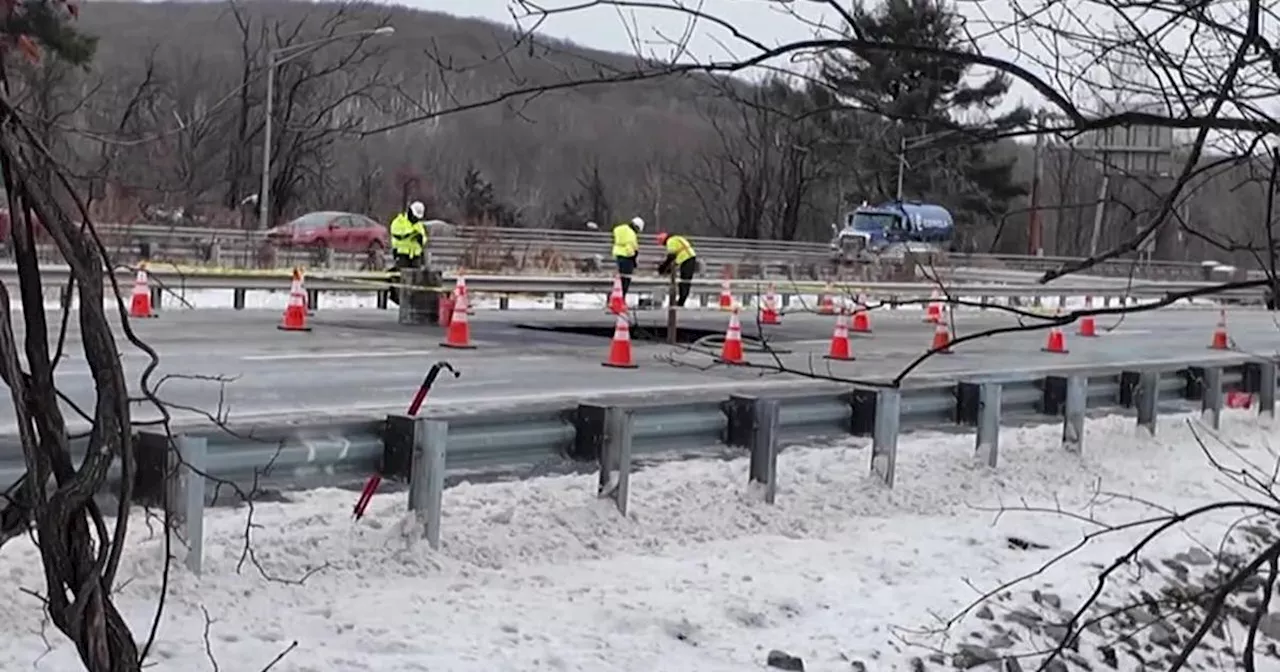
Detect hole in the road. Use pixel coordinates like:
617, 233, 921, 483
514, 322, 765, 346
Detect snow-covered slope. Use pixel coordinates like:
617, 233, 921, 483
3, 411, 1278, 671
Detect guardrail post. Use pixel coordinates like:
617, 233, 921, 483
149, 286, 162, 310
748, 398, 780, 504
499, 296, 510, 310
597, 406, 633, 516
848, 389, 877, 436
132, 431, 172, 508
1201, 366, 1223, 430
1040, 376, 1067, 416
871, 389, 900, 487
1136, 371, 1159, 435
1119, 371, 1141, 408
306, 288, 320, 311
382, 414, 419, 480
1257, 361, 1278, 418
975, 382, 1001, 468
955, 382, 980, 426
377, 291, 388, 310
572, 404, 609, 461
723, 394, 756, 447
175, 435, 206, 575
232, 289, 246, 310
1062, 376, 1086, 454
408, 419, 448, 550
1182, 366, 1206, 401
554, 292, 565, 310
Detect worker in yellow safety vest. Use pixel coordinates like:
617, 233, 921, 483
611, 216, 644, 297
389, 200, 429, 269
656, 232, 699, 307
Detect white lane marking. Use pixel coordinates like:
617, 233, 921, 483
240, 349, 435, 362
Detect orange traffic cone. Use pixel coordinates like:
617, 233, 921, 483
602, 314, 638, 369
1209, 310, 1229, 350
923, 290, 943, 324
930, 322, 953, 354
718, 278, 733, 311
760, 284, 781, 325
440, 291, 476, 349
454, 272, 475, 316
817, 283, 835, 315
717, 306, 745, 364
1078, 296, 1098, 337
607, 275, 626, 315
1041, 320, 1068, 354
129, 263, 157, 319
824, 311, 855, 361
851, 307, 872, 333
277, 267, 310, 332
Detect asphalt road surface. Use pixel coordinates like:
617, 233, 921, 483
0, 302, 1272, 435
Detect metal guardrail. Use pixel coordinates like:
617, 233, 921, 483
17, 221, 1240, 282
1, 355, 1269, 496
3, 264, 1262, 302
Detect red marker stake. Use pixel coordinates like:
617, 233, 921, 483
353, 362, 459, 521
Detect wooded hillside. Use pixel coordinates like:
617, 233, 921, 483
12, 0, 1269, 262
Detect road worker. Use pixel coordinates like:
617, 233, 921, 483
389, 201, 429, 269
611, 216, 643, 296
656, 232, 699, 307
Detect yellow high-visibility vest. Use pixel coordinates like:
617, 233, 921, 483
665, 235, 696, 265
390, 214, 426, 257
611, 223, 638, 257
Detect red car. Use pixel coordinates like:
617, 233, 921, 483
265, 211, 388, 252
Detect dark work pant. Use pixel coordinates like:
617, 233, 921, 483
393, 252, 421, 269
675, 258, 697, 307
615, 255, 637, 295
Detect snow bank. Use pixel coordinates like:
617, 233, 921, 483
1, 412, 1276, 670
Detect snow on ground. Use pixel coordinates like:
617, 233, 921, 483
4, 411, 1280, 670
12, 286, 1218, 312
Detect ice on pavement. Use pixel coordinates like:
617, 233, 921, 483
2, 411, 1275, 670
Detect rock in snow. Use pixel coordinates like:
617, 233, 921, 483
766, 649, 805, 671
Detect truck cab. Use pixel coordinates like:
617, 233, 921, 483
830, 201, 955, 260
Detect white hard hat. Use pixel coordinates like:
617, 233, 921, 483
631, 216, 645, 231
409, 201, 425, 218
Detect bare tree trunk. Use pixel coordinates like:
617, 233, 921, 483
0, 74, 142, 671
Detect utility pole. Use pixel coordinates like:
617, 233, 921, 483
1027, 109, 1048, 256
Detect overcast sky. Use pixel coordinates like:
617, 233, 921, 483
396, 0, 1266, 153
404, 0, 1042, 102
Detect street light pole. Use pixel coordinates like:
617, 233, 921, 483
257, 49, 277, 233
895, 135, 906, 201
257, 26, 395, 232
894, 129, 963, 202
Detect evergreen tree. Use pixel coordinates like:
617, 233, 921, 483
820, 0, 1029, 239
553, 160, 612, 229
454, 165, 521, 227
455, 165, 497, 224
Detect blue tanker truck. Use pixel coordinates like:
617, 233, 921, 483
829, 200, 955, 263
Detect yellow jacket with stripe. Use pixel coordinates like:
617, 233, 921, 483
664, 235, 696, 265
390, 214, 427, 257
611, 223, 638, 258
